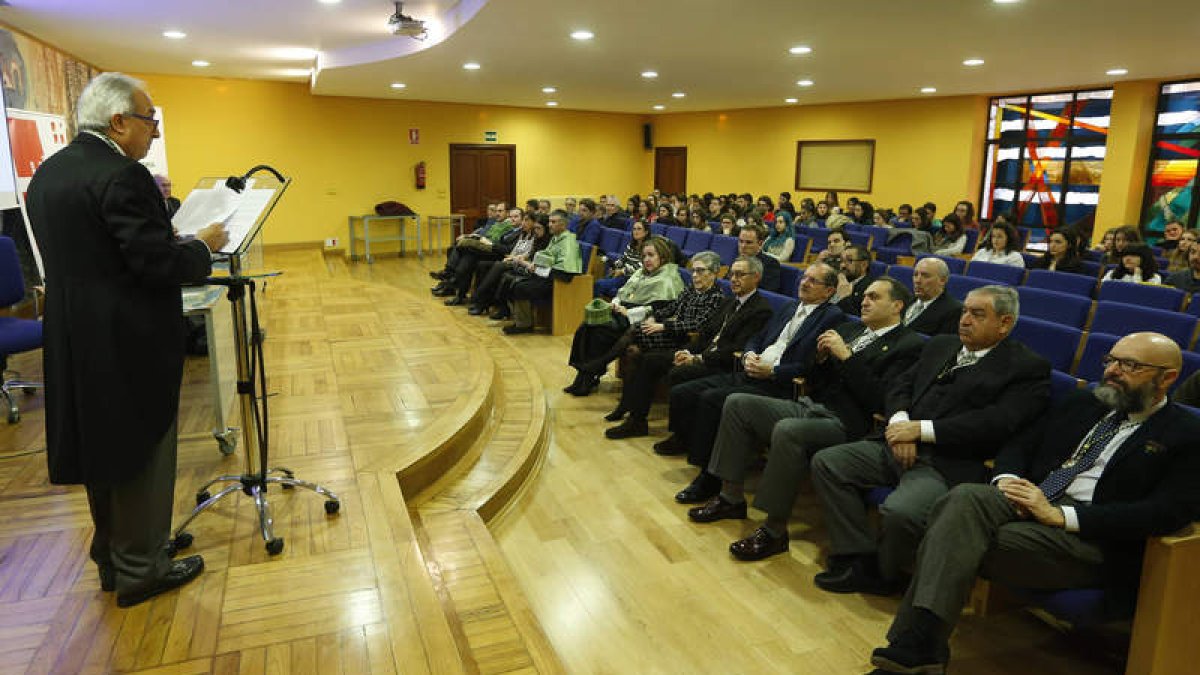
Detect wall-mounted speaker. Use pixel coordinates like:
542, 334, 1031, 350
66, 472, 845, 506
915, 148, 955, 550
643, 123, 653, 149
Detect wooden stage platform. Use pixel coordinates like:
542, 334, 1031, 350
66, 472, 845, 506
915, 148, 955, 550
0, 249, 1131, 674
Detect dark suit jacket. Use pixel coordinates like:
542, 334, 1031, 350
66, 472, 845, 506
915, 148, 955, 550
807, 322, 924, 440
885, 334, 1051, 485
993, 391, 1200, 617
836, 273, 876, 316
907, 292, 962, 336
687, 291, 773, 370
744, 300, 845, 392
26, 133, 213, 485
576, 218, 602, 245
756, 251, 782, 294
164, 196, 181, 218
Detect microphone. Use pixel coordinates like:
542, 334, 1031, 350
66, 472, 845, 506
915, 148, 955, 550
225, 165, 286, 193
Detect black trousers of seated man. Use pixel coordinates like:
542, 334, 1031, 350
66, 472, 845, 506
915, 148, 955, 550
669, 371, 792, 469
618, 351, 719, 421
449, 248, 502, 295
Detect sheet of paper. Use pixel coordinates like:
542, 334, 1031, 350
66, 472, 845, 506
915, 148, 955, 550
173, 184, 240, 238
222, 184, 275, 254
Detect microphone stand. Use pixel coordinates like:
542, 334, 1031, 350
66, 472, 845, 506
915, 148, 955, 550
172, 170, 340, 556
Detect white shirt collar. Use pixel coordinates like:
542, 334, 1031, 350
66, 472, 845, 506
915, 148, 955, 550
83, 130, 126, 157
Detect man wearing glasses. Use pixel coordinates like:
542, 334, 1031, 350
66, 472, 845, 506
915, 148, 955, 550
27, 73, 227, 607
868, 332, 1200, 675
834, 244, 877, 317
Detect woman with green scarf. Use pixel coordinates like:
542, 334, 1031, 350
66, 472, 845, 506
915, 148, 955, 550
762, 214, 795, 260
564, 236, 684, 395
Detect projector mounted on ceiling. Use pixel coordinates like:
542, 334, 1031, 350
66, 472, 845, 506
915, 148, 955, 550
388, 2, 428, 40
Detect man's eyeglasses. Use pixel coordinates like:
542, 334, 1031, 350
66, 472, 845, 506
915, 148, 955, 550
126, 112, 159, 130
801, 276, 831, 286
1101, 355, 1172, 374
691, 266, 713, 274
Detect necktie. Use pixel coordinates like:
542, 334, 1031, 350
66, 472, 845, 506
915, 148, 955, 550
782, 306, 810, 344
905, 300, 926, 324
849, 329, 876, 353
1037, 413, 1126, 501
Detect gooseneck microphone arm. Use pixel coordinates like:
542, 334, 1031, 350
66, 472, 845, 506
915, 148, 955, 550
224, 165, 286, 193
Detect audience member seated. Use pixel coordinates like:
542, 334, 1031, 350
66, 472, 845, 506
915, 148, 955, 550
930, 214, 967, 257
903, 207, 937, 253
563, 237, 685, 395
872, 211, 891, 228
762, 215, 795, 260
867, 333, 1198, 674
562, 197, 577, 216
430, 203, 506, 289
725, 223, 781, 293
499, 209, 583, 335
953, 200, 979, 230
1165, 242, 1200, 293
659, 263, 845, 504
1158, 220, 1184, 251
712, 213, 740, 238
1165, 227, 1197, 272
438, 208, 524, 305
690, 279, 923, 559
794, 203, 817, 228
1093, 229, 1117, 263
536, 199, 551, 216
574, 198, 603, 245
890, 203, 913, 228
654, 204, 678, 227
1032, 228, 1085, 273
1109, 224, 1142, 263
970, 221, 1024, 267
756, 196, 776, 224
599, 197, 624, 229
851, 200, 875, 226
814, 200, 832, 227
777, 192, 795, 217
1102, 244, 1161, 284
605, 256, 773, 439
904, 257, 962, 336
810, 286, 1051, 595
834, 245, 876, 316
816, 230, 848, 271
595, 220, 650, 298
467, 215, 549, 317
923, 202, 942, 230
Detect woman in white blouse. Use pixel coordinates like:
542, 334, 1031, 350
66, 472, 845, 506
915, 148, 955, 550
1102, 245, 1162, 284
971, 222, 1025, 267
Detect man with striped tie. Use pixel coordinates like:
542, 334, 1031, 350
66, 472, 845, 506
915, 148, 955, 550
868, 332, 1200, 675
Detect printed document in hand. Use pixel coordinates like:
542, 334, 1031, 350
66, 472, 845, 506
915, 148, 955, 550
172, 179, 273, 253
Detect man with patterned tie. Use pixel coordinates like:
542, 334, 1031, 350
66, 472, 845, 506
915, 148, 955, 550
904, 257, 961, 336
809, 285, 1050, 595
868, 332, 1200, 675
686, 278, 924, 560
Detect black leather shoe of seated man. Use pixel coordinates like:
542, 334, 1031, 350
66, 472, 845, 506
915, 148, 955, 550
116, 555, 204, 608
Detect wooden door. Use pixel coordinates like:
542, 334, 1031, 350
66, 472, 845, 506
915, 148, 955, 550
450, 144, 515, 222
654, 147, 687, 195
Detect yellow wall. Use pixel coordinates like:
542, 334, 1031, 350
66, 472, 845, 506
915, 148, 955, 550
651, 95, 989, 214
1093, 79, 1160, 239
135, 74, 653, 245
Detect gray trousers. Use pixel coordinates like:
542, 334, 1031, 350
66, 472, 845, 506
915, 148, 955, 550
708, 393, 847, 520
86, 419, 179, 592
888, 484, 1104, 646
810, 440, 949, 579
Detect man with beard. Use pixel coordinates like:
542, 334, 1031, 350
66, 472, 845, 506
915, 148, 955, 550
867, 332, 1200, 675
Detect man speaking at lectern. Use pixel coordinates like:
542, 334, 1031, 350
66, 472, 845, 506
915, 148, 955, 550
26, 73, 228, 607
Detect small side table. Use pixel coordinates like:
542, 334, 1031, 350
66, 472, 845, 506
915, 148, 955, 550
424, 214, 466, 255
348, 214, 422, 263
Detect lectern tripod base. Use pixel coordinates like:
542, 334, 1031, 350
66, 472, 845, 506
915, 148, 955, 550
172, 468, 340, 555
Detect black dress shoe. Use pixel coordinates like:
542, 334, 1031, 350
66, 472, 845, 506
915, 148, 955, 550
729, 526, 790, 561
871, 632, 948, 675
605, 417, 648, 439
503, 324, 534, 335
444, 295, 466, 306
116, 555, 204, 608
653, 434, 687, 456
568, 374, 600, 397
467, 306, 485, 316
432, 285, 457, 297
603, 406, 627, 422
429, 270, 448, 280
688, 495, 747, 523
489, 309, 511, 321
674, 472, 720, 504
99, 565, 116, 592
814, 557, 899, 596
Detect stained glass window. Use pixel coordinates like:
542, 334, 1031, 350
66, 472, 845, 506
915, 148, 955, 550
981, 89, 1111, 233
1141, 80, 1200, 238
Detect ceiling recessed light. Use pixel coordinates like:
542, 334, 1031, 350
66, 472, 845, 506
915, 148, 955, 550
570, 30, 594, 40
390, 82, 406, 89
920, 87, 937, 94
785, 98, 798, 104
963, 58, 985, 66
163, 30, 187, 39
641, 70, 658, 79
788, 46, 813, 55
191, 60, 210, 68
1106, 68, 1129, 76
796, 79, 814, 87
542, 86, 557, 93
652, 104, 665, 110
463, 62, 481, 70
546, 101, 558, 107
992, 0, 1021, 4
279, 68, 312, 78
672, 92, 685, 98
318, 0, 342, 4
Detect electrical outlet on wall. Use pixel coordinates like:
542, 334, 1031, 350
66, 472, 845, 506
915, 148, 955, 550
324, 237, 339, 248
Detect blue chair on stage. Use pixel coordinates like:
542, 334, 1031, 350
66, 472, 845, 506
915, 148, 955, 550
0, 236, 43, 424
1016, 287, 1093, 330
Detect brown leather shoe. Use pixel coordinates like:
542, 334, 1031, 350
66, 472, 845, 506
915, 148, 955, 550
729, 526, 789, 561
688, 495, 747, 523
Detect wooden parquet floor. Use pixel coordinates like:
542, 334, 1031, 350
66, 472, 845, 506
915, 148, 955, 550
0, 249, 1123, 674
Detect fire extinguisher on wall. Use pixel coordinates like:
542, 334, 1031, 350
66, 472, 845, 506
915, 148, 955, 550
415, 161, 426, 190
